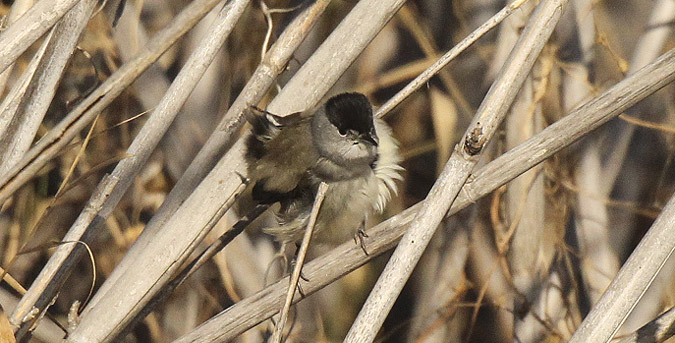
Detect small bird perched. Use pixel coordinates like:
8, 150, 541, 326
244, 92, 403, 248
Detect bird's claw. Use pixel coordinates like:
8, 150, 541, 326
355, 228, 370, 256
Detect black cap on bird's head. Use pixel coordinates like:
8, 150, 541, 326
325, 93, 378, 146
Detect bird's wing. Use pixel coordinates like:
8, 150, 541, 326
245, 110, 316, 204
244, 106, 303, 141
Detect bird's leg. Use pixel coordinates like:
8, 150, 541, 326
292, 243, 308, 298
292, 243, 310, 282
264, 248, 289, 287
354, 223, 370, 256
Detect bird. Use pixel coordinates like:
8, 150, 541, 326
243, 92, 403, 249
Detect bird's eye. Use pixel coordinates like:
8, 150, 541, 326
338, 128, 348, 136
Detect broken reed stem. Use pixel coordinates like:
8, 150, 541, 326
271, 182, 329, 343
0, 0, 80, 74
344, 1, 568, 341
109, 182, 255, 342
171, 48, 675, 343
11, 0, 244, 336
0, 0, 98, 177
569, 190, 675, 343
375, 0, 530, 118
0, 0, 223, 205
113, 0, 333, 276
0, 0, 34, 95
64, 0, 407, 341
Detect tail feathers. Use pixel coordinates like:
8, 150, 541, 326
245, 106, 282, 141
263, 214, 309, 244
245, 106, 304, 140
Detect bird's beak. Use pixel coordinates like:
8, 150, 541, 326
361, 132, 379, 146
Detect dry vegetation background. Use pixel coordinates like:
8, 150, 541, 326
0, 0, 673, 342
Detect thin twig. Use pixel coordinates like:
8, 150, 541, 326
0, 0, 98, 177
0, 34, 52, 171
0, 0, 81, 74
375, 0, 530, 118
0, 288, 63, 343
44, 2, 333, 308
396, 4, 473, 118
0, 0, 34, 96
18, 1, 250, 341
179, 203, 270, 286
574, 0, 673, 326
599, 0, 675, 195
2, 111, 101, 340
107, 182, 255, 342
170, 47, 675, 343
259, 0, 302, 63
268, 0, 407, 114
568, 185, 675, 343
10, 173, 119, 339
345, 1, 568, 341
9, 0, 229, 330
68, 1, 405, 341
271, 182, 328, 343
0, 0, 224, 205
